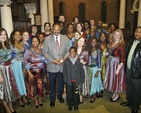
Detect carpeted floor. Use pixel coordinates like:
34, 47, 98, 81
6, 90, 140, 113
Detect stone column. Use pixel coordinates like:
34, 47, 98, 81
137, 0, 141, 26
0, 0, 13, 37
40, 0, 49, 32
119, 0, 126, 29
24, 4, 36, 25
48, 0, 54, 25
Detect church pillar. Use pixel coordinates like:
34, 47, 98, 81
0, 0, 13, 37
48, 0, 54, 25
119, 0, 126, 29
40, 0, 48, 32
137, 0, 141, 26
24, 4, 36, 25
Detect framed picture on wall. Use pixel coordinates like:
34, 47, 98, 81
34, 14, 42, 26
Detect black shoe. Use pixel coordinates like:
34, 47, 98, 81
90, 98, 96, 103
12, 111, 17, 113
74, 106, 78, 111
110, 97, 120, 102
58, 97, 64, 103
50, 100, 55, 107
68, 106, 72, 111
35, 105, 39, 109
121, 102, 129, 106
131, 109, 138, 113
79, 101, 84, 104
19, 104, 25, 108
39, 104, 43, 107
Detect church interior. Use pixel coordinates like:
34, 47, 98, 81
0, 0, 141, 113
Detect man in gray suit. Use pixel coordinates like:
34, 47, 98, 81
42, 23, 70, 107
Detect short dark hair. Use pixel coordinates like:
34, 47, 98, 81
69, 46, 77, 52
52, 23, 61, 29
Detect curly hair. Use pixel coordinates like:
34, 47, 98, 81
0, 28, 10, 49
10, 30, 22, 47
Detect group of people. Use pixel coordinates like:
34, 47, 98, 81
0, 14, 141, 113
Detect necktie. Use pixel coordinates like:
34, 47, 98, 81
127, 40, 139, 69
56, 37, 60, 51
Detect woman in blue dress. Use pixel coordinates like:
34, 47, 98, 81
10, 30, 30, 107
87, 38, 103, 103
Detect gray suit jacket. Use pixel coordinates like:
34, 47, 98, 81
42, 34, 70, 73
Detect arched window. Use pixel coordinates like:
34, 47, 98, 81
101, 2, 107, 23
79, 3, 85, 23
59, 2, 64, 15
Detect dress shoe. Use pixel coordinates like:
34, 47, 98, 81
39, 104, 43, 107
110, 97, 120, 102
120, 102, 129, 106
131, 109, 138, 113
35, 105, 39, 109
50, 100, 55, 107
12, 111, 17, 113
58, 97, 64, 103
74, 106, 78, 111
79, 101, 84, 104
90, 98, 96, 103
68, 106, 72, 111
19, 104, 25, 108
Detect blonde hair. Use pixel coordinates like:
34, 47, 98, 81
113, 29, 125, 46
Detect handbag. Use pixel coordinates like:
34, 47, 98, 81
0, 73, 4, 84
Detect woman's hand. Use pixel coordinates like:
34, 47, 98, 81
28, 73, 34, 80
94, 71, 99, 77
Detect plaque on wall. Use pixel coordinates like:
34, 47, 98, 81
34, 14, 41, 26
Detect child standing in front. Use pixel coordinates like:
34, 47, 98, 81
63, 46, 85, 111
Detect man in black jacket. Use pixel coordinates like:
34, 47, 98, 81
121, 27, 141, 113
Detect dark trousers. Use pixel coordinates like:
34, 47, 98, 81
66, 82, 80, 107
126, 68, 141, 110
48, 71, 64, 101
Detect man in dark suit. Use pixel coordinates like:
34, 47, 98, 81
121, 27, 141, 113
42, 23, 70, 107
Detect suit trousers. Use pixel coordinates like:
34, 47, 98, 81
66, 82, 80, 107
49, 71, 64, 101
126, 68, 141, 110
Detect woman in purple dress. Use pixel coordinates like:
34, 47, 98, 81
24, 36, 47, 108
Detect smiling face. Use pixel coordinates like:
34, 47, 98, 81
78, 37, 85, 47
69, 48, 77, 58
0, 30, 7, 43
45, 23, 51, 31
134, 27, 141, 40
100, 33, 106, 43
91, 38, 98, 47
114, 31, 121, 42
32, 26, 37, 34
67, 24, 74, 33
39, 34, 44, 43
108, 33, 113, 43
75, 32, 81, 40
32, 37, 39, 48
14, 31, 22, 42
22, 31, 29, 42
76, 23, 82, 32
53, 24, 61, 36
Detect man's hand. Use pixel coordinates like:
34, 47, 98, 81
52, 59, 60, 65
